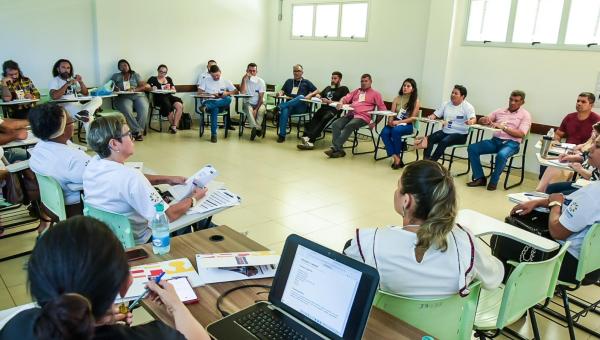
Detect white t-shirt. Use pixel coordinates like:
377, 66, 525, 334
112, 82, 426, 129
48, 76, 80, 99
199, 77, 236, 95
558, 181, 600, 259
83, 156, 169, 244
29, 140, 90, 205
244, 76, 266, 106
344, 226, 504, 298
434, 100, 476, 134
196, 71, 210, 88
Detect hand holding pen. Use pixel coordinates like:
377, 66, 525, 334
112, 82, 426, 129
128, 271, 165, 311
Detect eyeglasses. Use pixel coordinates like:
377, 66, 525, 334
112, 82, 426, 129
118, 130, 133, 141
158, 70, 167, 74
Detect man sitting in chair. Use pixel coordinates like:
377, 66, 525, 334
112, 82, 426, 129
198, 65, 238, 143
325, 74, 387, 159
467, 90, 531, 191
274, 64, 319, 143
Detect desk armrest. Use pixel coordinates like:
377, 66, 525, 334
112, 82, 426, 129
6, 160, 29, 173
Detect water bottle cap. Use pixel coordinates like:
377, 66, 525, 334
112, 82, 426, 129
155, 203, 164, 212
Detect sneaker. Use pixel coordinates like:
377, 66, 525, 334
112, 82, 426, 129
301, 136, 310, 143
74, 110, 90, 123
210, 135, 217, 143
277, 135, 285, 143
250, 127, 257, 141
169, 126, 177, 134
297, 142, 315, 150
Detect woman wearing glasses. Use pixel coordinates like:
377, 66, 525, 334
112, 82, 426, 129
83, 116, 207, 245
147, 64, 183, 134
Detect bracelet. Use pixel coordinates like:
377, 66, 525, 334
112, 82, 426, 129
191, 197, 197, 207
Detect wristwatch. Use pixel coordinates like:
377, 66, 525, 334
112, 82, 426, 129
548, 201, 562, 208
191, 197, 197, 207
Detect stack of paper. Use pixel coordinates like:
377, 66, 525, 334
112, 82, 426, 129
195, 251, 279, 285
170, 165, 218, 201
187, 187, 241, 215
506, 192, 549, 213
116, 258, 202, 303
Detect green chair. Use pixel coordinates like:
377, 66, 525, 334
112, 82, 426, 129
537, 223, 600, 340
373, 119, 421, 161
373, 281, 482, 340
488, 131, 530, 190
441, 127, 475, 174
83, 203, 135, 249
474, 242, 570, 340
34, 173, 67, 222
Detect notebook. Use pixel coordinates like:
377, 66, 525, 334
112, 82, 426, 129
207, 234, 380, 340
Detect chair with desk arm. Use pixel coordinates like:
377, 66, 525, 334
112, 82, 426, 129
373, 118, 420, 162
83, 202, 135, 249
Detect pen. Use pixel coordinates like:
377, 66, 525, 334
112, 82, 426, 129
128, 271, 165, 310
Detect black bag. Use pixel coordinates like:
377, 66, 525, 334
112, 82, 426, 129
179, 112, 192, 130
491, 211, 554, 281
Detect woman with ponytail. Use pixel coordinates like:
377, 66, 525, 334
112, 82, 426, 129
343, 160, 503, 297
0, 216, 209, 340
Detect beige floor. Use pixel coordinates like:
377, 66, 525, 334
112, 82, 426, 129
0, 123, 598, 339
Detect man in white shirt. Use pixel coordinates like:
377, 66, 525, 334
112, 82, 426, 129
196, 59, 217, 90
48, 59, 102, 133
510, 135, 600, 284
28, 104, 90, 216
198, 65, 238, 143
239, 63, 266, 141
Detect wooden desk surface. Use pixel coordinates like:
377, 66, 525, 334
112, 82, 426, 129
130, 226, 428, 339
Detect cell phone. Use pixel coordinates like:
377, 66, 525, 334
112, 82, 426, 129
126, 248, 149, 262
169, 277, 199, 304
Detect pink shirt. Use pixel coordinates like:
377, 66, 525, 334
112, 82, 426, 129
342, 87, 387, 123
488, 107, 532, 143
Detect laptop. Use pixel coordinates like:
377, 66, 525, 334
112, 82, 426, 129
207, 234, 380, 340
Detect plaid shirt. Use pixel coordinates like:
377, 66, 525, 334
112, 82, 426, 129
2, 77, 40, 114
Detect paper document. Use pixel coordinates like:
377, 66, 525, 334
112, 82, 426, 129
507, 192, 549, 213
170, 165, 218, 201
196, 251, 279, 284
117, 258, 202, 303
187, 187, 241, 215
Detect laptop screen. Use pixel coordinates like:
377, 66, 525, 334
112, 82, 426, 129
280, 244, 362, 337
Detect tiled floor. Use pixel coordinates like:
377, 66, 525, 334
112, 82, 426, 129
0, 123, 598, 338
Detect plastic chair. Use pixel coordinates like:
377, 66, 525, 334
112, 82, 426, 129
442, 127, 475, 174
537, 223, 600, 339
373, 119, 421, 161
34, 173, 67, 222
488, 132, 530, 190
83, 203, 135, 249
148, 92, 169, 132
474, 242, 570, 340
373, 281, 482, 340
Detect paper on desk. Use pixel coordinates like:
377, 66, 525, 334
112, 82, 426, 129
187, 187, 241, 215
507, 192, 549, 213
170, 165, 218, 201
116, 258, 203, 303
196, 251, 278, 284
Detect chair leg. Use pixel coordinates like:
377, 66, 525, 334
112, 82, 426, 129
199, 114, 205, 137
529, 308, 541, 340
224, 114, 229, 138
373, 134, 388, 161
561, 288, 577, 340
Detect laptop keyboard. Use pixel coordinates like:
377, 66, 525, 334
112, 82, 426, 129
237, 308, 310, 340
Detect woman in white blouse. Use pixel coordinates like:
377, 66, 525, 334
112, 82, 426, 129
344, 160, 503, 298
83, 116, 206, 244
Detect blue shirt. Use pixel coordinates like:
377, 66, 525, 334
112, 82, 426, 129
281, 78, 317, 98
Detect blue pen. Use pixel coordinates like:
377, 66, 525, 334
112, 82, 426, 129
128, 271, 165, 310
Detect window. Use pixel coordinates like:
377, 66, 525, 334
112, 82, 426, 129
466, 0, 512, 42
291, 2, 369, 40
565, 0, 600, 45
512, 0, 564, 43
465, 0, 600, 50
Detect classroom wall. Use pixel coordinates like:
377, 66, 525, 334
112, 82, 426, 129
263, 0, 432, 99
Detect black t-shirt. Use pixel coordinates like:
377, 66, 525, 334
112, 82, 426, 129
147, 76, 175, 89
319, 85, 349, 102
0, 308, 185, 340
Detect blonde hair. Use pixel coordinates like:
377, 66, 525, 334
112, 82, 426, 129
400, 160, 457, 251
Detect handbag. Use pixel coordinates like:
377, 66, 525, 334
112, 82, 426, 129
179, 112, 192, 130
3, 173, 24, 204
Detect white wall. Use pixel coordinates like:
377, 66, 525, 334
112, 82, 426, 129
264, 0, 431, 100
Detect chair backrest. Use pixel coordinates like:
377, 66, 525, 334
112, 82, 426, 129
34, 173, 67, 221
373, 281, 482, 340
83, 203, 135, 249
496, 242, 570, 329
575, 223, 600, 282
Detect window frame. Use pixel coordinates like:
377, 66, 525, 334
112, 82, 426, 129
290, 0, 370, 42
463, 0, 600, 52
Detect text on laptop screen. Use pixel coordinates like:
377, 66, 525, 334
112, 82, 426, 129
280, 245, 362, 337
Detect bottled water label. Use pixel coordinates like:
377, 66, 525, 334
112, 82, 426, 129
152, 234, 170, 254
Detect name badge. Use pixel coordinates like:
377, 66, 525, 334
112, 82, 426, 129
397, 108, 407, 119
457, 115, 464, 119
15, 89, 25, 100
122, 80, 131, 90
291, 86, 299, 95
358, 92, 366, 102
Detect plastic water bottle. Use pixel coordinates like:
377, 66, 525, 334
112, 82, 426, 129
151, 203, 170, 255
547, 128, 555, 138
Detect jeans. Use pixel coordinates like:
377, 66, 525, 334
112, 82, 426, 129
424, 130, 468, 161
468, 137, 520, 185
278, 95, 308, 137
331, 115, 367, 151
545, 181, 577, 195
204, 96, 232, 135
303, 107, 337, 142
380, 122, 413, 157
114, 94, 149, 135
